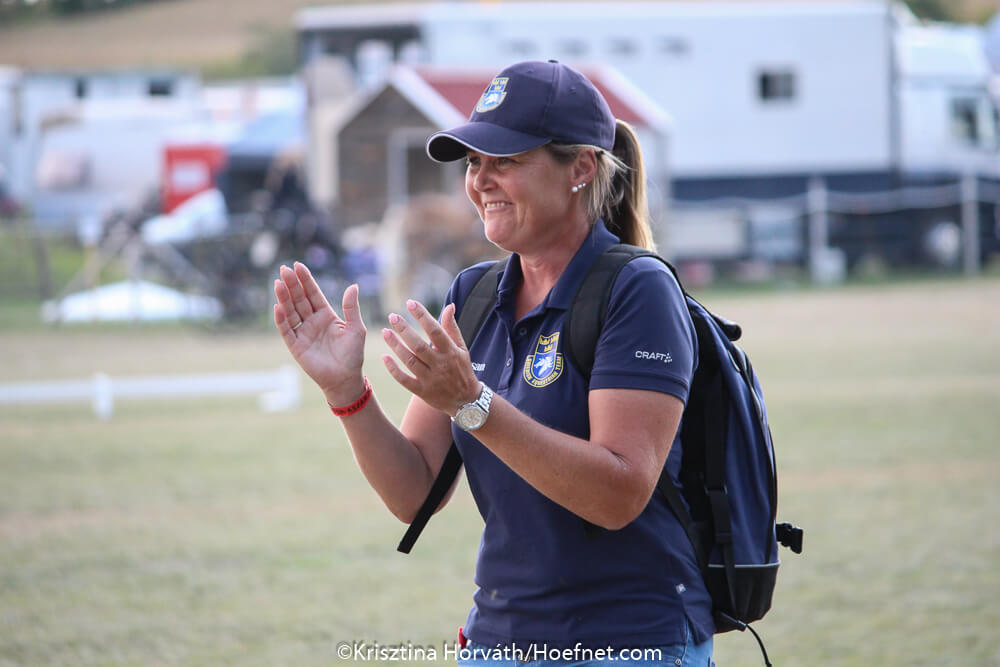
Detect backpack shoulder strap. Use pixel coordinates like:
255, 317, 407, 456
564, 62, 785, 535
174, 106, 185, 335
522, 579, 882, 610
396, 445, 464, 554
563, 243, 739, 376
456, 259, 508, 348
397, 259, 507, 554
563, 244, 661, 378
564, 244, 663, 538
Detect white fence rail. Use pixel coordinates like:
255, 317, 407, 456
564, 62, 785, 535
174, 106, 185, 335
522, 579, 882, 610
0, 365, 301, 419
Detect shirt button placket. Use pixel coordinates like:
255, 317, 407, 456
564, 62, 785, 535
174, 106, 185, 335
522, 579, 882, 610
498, 338, 515, 389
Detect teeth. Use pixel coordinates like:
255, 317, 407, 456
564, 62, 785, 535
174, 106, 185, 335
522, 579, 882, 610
485, 202, 509, 210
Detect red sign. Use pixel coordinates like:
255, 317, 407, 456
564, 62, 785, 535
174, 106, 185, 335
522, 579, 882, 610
162, 144, 226, 213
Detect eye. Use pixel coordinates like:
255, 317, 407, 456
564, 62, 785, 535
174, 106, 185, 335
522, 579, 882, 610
496, 157, 514, 167
465, 156, 480, 168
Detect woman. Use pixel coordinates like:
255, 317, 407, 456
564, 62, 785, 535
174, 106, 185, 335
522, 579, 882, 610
274, 61, 715, 666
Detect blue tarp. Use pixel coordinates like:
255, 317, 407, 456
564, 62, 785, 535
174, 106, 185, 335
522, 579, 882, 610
225, 110, 304, 162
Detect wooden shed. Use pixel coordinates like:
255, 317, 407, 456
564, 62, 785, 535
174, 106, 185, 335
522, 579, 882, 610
321, 64, 672, 228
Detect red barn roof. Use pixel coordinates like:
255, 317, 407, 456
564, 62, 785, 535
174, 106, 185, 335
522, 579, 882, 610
411, 66, 662, 129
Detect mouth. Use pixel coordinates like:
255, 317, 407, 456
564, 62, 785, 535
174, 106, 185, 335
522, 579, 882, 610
484, 201, 512, 211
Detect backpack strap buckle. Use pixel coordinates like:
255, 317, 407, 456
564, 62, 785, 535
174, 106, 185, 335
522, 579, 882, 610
776, 522, 804, 554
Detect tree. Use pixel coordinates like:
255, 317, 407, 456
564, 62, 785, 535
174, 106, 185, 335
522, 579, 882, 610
903, 0, 956, 22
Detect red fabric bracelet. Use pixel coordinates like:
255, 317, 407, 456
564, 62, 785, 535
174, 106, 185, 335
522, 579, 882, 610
328, 377, 373, 417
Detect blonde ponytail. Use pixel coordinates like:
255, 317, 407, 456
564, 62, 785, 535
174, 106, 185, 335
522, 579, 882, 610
606, 120, 655, 251
545, 120, 655, 251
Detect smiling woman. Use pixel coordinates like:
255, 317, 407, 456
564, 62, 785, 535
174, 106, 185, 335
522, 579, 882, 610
273, 60, 714, 666
464, 149, 586, 264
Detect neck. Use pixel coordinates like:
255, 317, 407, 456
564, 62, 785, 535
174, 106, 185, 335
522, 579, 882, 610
514, 219, 593, 320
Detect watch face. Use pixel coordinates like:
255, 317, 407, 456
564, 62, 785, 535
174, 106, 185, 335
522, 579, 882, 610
455, 405, 487, 431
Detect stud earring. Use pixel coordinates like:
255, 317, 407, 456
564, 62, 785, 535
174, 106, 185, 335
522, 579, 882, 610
571, 182, 588, 193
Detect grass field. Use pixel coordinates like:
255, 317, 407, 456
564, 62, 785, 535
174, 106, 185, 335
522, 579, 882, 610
1, 276, 999, 666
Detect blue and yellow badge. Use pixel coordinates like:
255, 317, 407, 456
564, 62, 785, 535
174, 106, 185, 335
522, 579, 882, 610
475, 76, 509, 113
523, 332, 564, 388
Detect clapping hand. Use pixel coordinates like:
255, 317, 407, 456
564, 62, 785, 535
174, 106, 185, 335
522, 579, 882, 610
273, 262, 367, 406
275, 262, 480, 415
380, 299, 480, 416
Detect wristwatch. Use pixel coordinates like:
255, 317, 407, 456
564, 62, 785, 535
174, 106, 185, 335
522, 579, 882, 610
453, 382, 494, 432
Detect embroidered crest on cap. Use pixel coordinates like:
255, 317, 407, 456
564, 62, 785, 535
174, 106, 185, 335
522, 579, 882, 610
524, 332, 564, 388
475, 77, 509, 113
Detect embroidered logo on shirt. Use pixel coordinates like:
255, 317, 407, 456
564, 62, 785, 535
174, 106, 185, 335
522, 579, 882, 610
523, 332, 564, 387
471, 362, 486, 372
475, 77, 509, 113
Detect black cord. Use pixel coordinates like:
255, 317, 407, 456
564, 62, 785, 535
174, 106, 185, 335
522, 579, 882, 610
745, 624, 773, 667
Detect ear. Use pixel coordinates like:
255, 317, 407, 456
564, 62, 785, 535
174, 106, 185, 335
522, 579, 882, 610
570, 148, 599, 186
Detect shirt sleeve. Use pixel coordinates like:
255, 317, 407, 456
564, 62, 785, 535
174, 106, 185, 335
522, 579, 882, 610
588, 256, 698, 402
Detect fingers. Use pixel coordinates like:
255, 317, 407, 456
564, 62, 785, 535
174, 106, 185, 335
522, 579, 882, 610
279, 264, 316, 323
381, 300, 477, 413
384, 313, 431, 372
273, 278, 303, 330
382, 353, 419, 394
341, 283, 365, 329
293, 261, 332, 315
406, 299, 459, 352
383, 300, 469, 371
440, 303, 467, 350
273, 303, 297, 346
275, 262, 349, 335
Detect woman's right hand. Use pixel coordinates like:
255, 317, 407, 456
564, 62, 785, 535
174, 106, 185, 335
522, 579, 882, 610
273, 262, 367, 406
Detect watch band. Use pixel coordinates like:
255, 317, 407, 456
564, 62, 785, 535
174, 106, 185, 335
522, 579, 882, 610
453, 382, 493, 431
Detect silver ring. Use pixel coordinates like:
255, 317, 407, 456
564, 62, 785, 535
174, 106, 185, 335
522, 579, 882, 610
291, 321, 303, 331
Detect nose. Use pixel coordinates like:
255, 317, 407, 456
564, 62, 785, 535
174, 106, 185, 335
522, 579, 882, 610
471, 161, 494, 192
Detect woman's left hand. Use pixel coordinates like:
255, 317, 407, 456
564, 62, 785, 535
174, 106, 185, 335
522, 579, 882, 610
381, 299, 481, 416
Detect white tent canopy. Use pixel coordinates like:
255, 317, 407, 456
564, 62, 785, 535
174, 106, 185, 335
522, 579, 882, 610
42, 281, 222, 323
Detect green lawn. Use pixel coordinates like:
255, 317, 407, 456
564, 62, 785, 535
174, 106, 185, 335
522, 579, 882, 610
1, 276, 999, 666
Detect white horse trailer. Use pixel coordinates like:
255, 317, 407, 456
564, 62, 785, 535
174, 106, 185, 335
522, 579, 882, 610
298, 1, 1000, 269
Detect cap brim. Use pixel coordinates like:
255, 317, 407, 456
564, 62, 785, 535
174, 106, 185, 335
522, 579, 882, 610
425, 122, 551, 162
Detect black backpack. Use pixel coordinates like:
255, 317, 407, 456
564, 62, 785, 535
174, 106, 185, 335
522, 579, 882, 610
397, 244, 803, 666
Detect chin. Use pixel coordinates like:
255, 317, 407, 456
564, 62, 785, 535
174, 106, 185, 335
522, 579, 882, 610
483, 230, 512, 253
483, 220, 516, 252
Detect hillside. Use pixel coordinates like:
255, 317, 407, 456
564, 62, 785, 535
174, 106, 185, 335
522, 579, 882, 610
0, 0, 996, 74
0, 0, 356, 73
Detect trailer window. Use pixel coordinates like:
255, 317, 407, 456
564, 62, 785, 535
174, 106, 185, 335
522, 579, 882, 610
950, 97, 998, 149
558, 39, 589, 58
658, 36, 689, 56
148, 79, 173, 97
609, 38, 637, 57
758, 70, 795, 102
503, 40, 538, 57
951, 98, 978, 143
558, 40, 588, 57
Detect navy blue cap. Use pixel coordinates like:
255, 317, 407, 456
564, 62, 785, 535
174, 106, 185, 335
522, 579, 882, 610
426, 60, 616, 162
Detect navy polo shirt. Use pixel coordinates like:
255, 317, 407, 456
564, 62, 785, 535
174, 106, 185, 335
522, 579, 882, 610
444, 221, 715, 650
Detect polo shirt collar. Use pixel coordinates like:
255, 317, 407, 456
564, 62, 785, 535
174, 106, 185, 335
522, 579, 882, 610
496, 220, 620, 311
